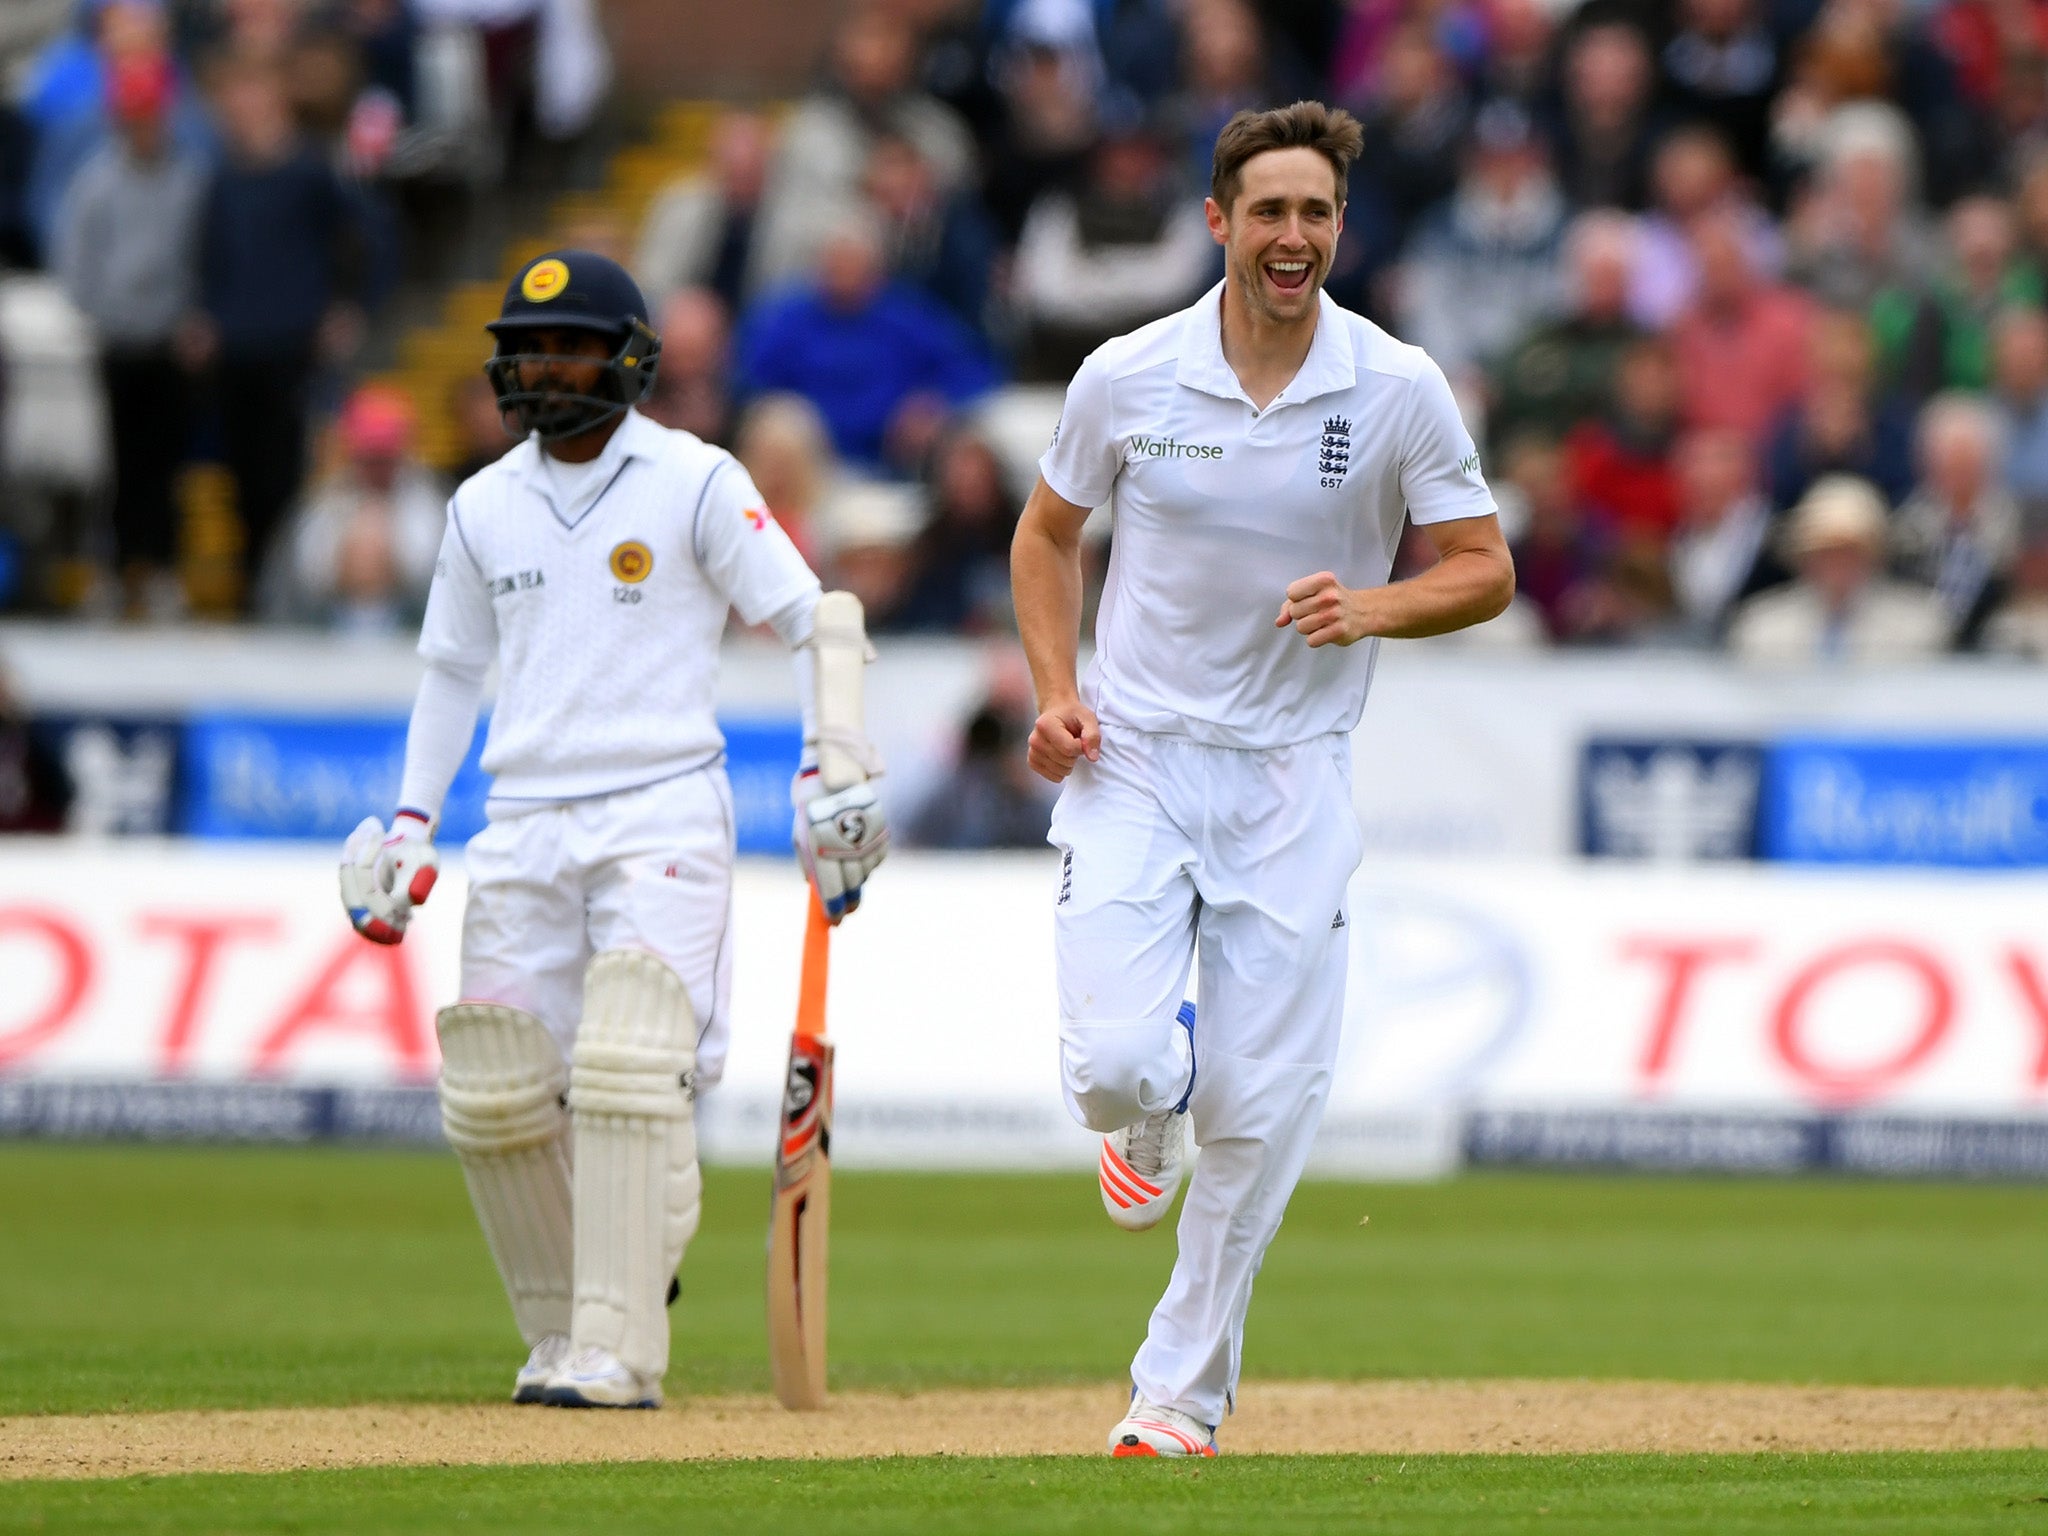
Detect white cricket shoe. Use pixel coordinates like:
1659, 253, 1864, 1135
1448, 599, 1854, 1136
1099, 1112, 1187, 1230
1099, 1001, 1195, 1231
543, 1345, 663, 1409
1109, 1391, 1217, 1457
512, 1333, 572, 1404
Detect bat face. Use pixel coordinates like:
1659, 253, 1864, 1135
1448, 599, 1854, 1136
768, 1029, 833, 1410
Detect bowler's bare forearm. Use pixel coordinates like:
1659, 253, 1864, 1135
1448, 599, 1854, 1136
1011, 478, 1094, 707
1277, 516, 1515, 648
1364, 540, 1516, 638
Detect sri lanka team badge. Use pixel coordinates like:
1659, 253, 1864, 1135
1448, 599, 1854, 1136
521, 258, 570, 303
1318, 415, 1352, 489
609, 539, 653, 582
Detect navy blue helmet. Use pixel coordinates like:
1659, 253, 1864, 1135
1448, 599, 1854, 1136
484, 249, 661, 440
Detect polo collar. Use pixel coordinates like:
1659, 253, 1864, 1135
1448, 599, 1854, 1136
520, 407, 657, 530
514, 406, 660, 473
1173, 282, 1357, 409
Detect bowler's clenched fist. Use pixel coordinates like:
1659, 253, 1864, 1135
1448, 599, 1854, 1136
1028, 699, 1102, 783
1275, 571, 1374, 647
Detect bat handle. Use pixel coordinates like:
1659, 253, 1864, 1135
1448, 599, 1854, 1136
797, 891, 831, 1036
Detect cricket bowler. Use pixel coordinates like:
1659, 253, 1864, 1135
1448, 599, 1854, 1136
1011, 102, 1516, 1456
337, 249, 887, 1408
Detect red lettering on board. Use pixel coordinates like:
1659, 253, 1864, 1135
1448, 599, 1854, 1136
1770, 941, 1954, 1105
138, 913, 281, 1071
0, 908, 93, 1065
252, 936, 433, 1074
1620, 937, 1756, 1087
2004, 948, 2048, 1089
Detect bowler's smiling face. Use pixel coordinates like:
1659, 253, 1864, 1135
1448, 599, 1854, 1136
1208, 147, 1345, 325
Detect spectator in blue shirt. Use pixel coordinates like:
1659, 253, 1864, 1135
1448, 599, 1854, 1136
736, 210, 996, 472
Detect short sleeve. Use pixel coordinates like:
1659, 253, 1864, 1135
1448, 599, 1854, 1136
1037, 349, 1121, 509
694, 456, 821, 626
1398, 356, 1499, 525
417, 500, 496, 668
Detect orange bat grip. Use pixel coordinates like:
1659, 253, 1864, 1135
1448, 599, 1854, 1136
796, 893, 831, 1037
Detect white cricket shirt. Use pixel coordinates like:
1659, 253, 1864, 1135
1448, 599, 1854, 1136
1039, 283, 1498, 750
418, 408, 820, 801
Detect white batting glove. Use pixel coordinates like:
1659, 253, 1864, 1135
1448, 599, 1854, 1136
792, 769, 887, 922
339, 810, 440, 945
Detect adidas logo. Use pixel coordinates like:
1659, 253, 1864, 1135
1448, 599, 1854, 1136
1330, 910, 1347, 930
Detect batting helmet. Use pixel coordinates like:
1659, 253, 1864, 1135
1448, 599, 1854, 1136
484, 249, 661, 441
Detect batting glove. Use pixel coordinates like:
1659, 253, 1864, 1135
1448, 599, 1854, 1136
792, 769, 887, 922
339, 810, 439, 945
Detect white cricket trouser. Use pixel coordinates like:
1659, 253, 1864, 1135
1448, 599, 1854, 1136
459, 767, 737, 1087
1050, 726, 1362, 1426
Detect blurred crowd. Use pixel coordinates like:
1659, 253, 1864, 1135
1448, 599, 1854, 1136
0, 0, 607, 619
614, 0, 2048, 665
1, 0, 2046, 668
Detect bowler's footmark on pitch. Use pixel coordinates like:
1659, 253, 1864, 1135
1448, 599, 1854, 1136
6, 1381, 2047, 1480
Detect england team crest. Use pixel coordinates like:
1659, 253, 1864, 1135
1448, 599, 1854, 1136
1319, 416, 1352, 489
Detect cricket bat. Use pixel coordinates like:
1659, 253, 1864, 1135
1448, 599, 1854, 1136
767, 892, 835, 1410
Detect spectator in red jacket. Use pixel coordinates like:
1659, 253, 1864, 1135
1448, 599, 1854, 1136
1565, 334, 1682, 538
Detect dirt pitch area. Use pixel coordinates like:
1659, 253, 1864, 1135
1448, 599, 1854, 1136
6, 1381, 2047, 1480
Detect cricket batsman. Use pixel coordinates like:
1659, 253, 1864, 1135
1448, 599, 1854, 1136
337, 250, 887, 1408
1011, 102, 1515, 1455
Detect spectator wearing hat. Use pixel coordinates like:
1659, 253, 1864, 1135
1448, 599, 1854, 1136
735, 210, 996, 473
814, 477, 926, 630
53, 48, 207, 619
1890, 392, 2022, 648
1727, 474, 1947, 662
262, 383, 441, 633
1013, 113, 1214, 382
1397, 98, 1568, 388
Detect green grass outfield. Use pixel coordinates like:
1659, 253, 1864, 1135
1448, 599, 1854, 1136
3, 1145, 2044, 1532
7, 1454, 2048, 1536
3, 1144, 2044, 1414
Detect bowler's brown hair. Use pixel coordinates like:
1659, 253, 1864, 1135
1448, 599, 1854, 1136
1210, 100, 1366, 215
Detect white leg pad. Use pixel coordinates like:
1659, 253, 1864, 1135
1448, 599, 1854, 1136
568, 948, 701, 1379
436, 1002, 573, 1346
